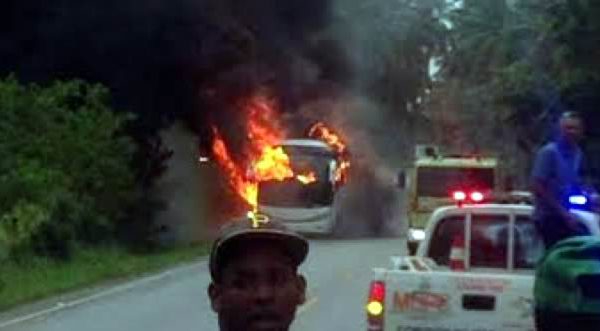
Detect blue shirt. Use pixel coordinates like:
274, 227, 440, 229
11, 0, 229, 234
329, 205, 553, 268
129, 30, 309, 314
531, 139, 583, 218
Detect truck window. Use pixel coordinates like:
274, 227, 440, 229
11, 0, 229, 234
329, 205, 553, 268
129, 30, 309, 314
428, 216, 465, 266
470, 215, 509, 269
514, 216, 544, 269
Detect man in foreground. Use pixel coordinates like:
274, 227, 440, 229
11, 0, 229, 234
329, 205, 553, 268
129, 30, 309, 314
208, 214, 309, 331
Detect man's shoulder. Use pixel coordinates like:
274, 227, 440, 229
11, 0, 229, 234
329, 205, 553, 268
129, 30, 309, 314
536, 142, 559, 158
540, 142, 558, 152
532, 142, 558, 179
540, 141, 583, 158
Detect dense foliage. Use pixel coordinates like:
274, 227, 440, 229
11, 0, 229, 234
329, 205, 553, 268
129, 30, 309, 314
437, 0, 600, 178
0, 78, 136, 260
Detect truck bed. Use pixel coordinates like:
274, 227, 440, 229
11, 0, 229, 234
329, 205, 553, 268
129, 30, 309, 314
376, 257, 535, 331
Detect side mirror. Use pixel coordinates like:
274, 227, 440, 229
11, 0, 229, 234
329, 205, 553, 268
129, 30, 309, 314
397, 171, 406, 189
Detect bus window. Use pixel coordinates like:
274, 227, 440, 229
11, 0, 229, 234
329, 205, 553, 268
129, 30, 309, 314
258, 145, 335, 208
258, 178, 334, 207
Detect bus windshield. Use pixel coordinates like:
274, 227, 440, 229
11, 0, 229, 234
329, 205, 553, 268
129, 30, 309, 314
258, 145, 335, 208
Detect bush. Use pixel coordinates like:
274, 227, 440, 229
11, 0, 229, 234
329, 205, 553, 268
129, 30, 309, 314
0, 76, 137, 260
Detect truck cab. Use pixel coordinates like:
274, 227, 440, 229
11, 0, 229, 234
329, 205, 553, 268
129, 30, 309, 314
417, 204, 543, 271
367, 203, 544, 331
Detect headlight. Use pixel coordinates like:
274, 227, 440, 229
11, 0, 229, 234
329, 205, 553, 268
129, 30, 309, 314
409, 228, 426, 241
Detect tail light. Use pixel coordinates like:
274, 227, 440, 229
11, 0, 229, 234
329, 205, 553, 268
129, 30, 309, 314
366, 280, 385, 331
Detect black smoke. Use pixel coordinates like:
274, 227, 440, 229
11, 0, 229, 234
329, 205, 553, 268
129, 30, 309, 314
2, 1, 413, 236
0, 0, 351, 157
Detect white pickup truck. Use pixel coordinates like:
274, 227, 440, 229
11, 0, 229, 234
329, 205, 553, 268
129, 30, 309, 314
366, 203, 545, 331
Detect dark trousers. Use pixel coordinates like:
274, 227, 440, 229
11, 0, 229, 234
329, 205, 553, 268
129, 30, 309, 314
534, 215, 589, 249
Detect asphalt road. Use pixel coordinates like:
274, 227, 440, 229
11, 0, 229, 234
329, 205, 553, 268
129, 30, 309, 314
0, 237, 407, 331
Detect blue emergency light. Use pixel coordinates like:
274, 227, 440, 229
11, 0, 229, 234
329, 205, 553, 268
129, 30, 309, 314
569, 195, 588, 206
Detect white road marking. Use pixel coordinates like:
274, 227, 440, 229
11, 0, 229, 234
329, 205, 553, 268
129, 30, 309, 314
0, 262, 202, 329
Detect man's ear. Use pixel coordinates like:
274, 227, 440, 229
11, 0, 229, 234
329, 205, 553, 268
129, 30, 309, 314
295, 275, 307, 305
208, 282, 222, 312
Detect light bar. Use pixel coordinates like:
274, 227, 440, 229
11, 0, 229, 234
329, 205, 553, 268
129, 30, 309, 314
569, 195, 588, 206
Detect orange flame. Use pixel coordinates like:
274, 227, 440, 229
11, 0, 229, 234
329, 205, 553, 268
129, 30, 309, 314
250, 146, 294, 181
250, 146, 319, 185
334, 160, 351, 183
308, 122, 347, 155
296, 172, 317, 185
211, 128, 258, 207
211, 93, 321, 210
245, 94, 283, 155
308, 122, 350, 184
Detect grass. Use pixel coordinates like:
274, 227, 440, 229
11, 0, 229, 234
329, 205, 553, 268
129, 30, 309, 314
0, 244, 210, 312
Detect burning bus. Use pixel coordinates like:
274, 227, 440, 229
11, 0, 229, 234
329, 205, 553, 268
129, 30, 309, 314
211, 106, 350, 235
256, 139, 343, 235
208, 93, 351, 234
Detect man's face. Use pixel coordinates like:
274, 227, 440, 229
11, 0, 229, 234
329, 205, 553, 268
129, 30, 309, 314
560, 117, 584, 144
208, 242, 306, 331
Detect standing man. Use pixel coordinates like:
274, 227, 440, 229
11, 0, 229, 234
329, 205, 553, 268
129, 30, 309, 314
531, 111, 588, 249
208, 214, 309, 331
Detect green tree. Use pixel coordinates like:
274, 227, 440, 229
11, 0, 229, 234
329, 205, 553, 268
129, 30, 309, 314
433, 0, 600, 182
0, 77, 136, 260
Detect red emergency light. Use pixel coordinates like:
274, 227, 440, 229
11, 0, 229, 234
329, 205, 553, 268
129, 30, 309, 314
470, 191, 484, 202
452, 190, 486, 204
453, 191, 467, 201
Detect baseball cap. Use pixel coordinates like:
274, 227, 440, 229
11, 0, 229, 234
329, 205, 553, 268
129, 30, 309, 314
534, 236, 600, 314
209, 213, 309, 281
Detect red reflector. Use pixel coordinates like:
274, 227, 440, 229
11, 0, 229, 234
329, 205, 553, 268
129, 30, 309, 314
369, 281, 386, 302
453, 191, 466, 201
471, 191, 484, 202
